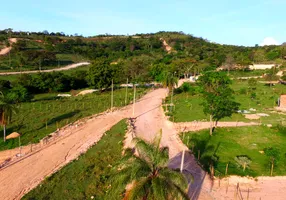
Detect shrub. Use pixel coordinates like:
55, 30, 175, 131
238, 88, 247, 95
6, 85, 33, 103
175, 82, 196, 95
250, 92, 256, 100
235, 155, 252, 171
264, 147, 280, 164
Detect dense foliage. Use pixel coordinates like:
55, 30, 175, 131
1, 29, 285, 77
197, 72, 240, 135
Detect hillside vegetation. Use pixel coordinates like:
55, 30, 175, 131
0, 30, 285, 75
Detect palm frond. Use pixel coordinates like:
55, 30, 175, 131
125, 177, 151, 200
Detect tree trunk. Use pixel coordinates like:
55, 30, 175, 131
3, 124, 6, 142
212, 120, 218, 133
209, 115, 213, 136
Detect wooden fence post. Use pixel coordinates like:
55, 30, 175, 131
225, 163, 229, 176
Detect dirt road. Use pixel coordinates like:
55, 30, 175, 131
175, 121, 260, 132
0, 62, 90, 76
0, 88, 171, 199
0, 86, 285, 199
0, 38, 17, 56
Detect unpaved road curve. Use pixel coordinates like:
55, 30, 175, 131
1, 86, 286, 199
0, 62, 90, 76
0, 89, 169, 200
0, 38, 17, 56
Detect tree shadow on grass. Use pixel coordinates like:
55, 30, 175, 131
37, 110, 80, 130
169, 134, 222, 199
32, 96, 60, 102
169, 151, 210, 200
48, 110, 80, 125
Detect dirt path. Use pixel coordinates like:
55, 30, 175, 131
175, 121, 260, 132
129, 88, 286, 200
0, 86, 285, 199
0, 89, 170, 200
0, 62, 90, 76
160, 38, 172, 53
0, 38, 17, 56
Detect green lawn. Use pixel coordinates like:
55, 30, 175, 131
227, 70, 267, 78
167, 80, 286, 124
181, 125, 286, 177
0, 88, 147, 150
22, 119, 127, 200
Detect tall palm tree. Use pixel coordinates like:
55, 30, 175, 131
162, 71, 178, 91
107, 133, 191, 200
0, 93, 17, 142
162, 72, 178, 112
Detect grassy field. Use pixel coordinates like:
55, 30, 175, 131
227, 70, 266, 78
166, 79, 286, 124
0, 87, 147, 150
181, 125, 286, 177
23, 119, 127, 200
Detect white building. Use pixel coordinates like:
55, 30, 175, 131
249, 64, 277, 70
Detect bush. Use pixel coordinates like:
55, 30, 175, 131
235, 155, 252, 171
6, 85, 33, 103
281, 75, 286, 81
238, 88, 247, 95
277, 125, 286, 135
264, 147, 280, 164
175, 82, 196, 95
250, 92, 256, 100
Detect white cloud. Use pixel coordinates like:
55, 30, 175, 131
260, 37, 280, 46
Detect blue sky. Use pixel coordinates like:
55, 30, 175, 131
1, 0, 285, 46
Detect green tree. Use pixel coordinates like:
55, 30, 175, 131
0, 93, 17, 142
107, 133, 190, 200
223, 54, 235, 75
162, 71, 178, 90
264, 66, 279, 86
86, 59, 114, 91
248, 78, 257, 91
6, 85, 32, 103
197, 72, 240, 135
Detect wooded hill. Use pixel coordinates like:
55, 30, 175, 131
0, 30, 285, 72
0, 30, 286, 103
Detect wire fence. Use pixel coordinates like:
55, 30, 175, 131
0, 88, 148, 150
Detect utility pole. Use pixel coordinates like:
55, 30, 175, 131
125, 78, 128, 105
171, 86, 174, 111
111, 79, 114, 110
180, 150, 185, 173
19, 135, 21, 156
39, 59, 42, 72
9, 50, 11, 68
133, 84, 136, 116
